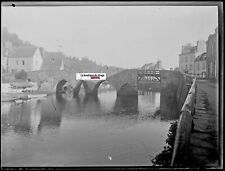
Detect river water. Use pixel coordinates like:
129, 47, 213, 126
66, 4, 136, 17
1, 90, 179, 166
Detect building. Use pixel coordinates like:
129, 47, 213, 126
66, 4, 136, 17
141, 63, 156, 70
141, 60, 163, 70
41, 51, 65, 71
8, 46, 43, 72
1, 41, 13, 72
179, 43, 196, 74
1, 55, 7, 72
206, 27, 218, 79
179, 40, 206, 75
194, 52, 207, 78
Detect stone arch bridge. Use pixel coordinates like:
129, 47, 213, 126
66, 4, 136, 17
55, 69, 138, 97
30, 69, 182, 97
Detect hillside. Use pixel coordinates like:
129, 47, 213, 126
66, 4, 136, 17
1, 27, 124, 76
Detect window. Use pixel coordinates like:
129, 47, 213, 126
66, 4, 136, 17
185, 65, 188, 70
190, 64, 192, 70
22, 60, 25, 65
16, 60, 18, 65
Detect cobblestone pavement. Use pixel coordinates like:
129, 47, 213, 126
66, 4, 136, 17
188, 79, 220, 168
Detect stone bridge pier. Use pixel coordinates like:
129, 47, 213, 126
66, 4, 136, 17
82, 69, 138, 97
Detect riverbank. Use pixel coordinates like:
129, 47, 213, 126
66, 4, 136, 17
1, 91, 54, 102
188, 79, 219, 167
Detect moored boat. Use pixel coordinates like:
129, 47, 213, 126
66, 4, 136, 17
15, 99, 24, 104
27, 94, 47, 99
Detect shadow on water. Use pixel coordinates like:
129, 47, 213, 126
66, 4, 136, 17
152, 91, 180, 121
113, 96, 138, 115
13, 103, 33, 135
151, 86, 180, 166
37, 93, 65, 133
82, 95, 101, 116
1, 102, 33, 136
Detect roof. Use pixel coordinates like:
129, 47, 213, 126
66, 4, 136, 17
41, 51, 65, 70
141, 63, 156, 69
180, 46, 197, 55
195, 52, 207, 62
9, 46, 37, 58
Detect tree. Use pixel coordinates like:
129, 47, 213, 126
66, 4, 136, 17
15, 70, 27, 80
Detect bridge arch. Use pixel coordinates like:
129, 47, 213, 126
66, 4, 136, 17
73, 80, 84, 97
56, 79, 68, 93
84, 80, 137, 97
81, 69, 138, 97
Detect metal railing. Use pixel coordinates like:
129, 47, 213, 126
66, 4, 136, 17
137, 69, 160, 75
171, 77, 197, 166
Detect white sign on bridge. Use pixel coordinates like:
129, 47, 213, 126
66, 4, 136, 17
76, 73, 107, 81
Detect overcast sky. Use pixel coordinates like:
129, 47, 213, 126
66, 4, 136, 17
2, 5, 218, 69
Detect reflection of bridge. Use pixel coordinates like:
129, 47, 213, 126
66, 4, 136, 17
54, 69, 182, 97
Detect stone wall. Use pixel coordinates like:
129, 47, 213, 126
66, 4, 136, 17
160, 71, 192, 111
171, 78, 196, 166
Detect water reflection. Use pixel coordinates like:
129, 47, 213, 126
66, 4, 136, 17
37, 94, 65, 133
159, 92, 180, 121
1, 90, 180, 135
113, 96, 138, 115
1, 89, 180, 166
1, 102, 33, 136
83, 95, 101, 115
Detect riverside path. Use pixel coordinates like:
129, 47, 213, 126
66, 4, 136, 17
188, 79, 220, 168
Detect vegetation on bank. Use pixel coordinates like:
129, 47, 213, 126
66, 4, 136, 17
151, 121, 178, 166
2, 27, 123, 76
14, 69, 27, 81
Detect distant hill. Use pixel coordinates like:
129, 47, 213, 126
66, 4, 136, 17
2, 27, 35, 48
2, 27, 124, 76
63, 56, 123, 76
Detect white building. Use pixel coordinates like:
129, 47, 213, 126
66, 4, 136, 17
179, 40, 206, 75
8, 46, 43, 72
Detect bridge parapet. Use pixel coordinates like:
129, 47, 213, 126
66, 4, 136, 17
137, 69, 160, 75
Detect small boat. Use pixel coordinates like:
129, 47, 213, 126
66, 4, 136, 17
28, 94, 47, 99
15, 99, 24, 104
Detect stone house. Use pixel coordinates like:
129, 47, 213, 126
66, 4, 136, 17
206, 27, 218, 79
8, 46, 43, 72
179, 40, 206, 75
194, 52, 207, 78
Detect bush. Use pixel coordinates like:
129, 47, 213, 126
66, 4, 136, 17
14, 69, 27, 80
151, 121, 178, 166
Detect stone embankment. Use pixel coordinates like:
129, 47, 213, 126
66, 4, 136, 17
171, 78, 220, 168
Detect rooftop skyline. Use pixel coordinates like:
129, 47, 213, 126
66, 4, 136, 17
2, 5, 218, 69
